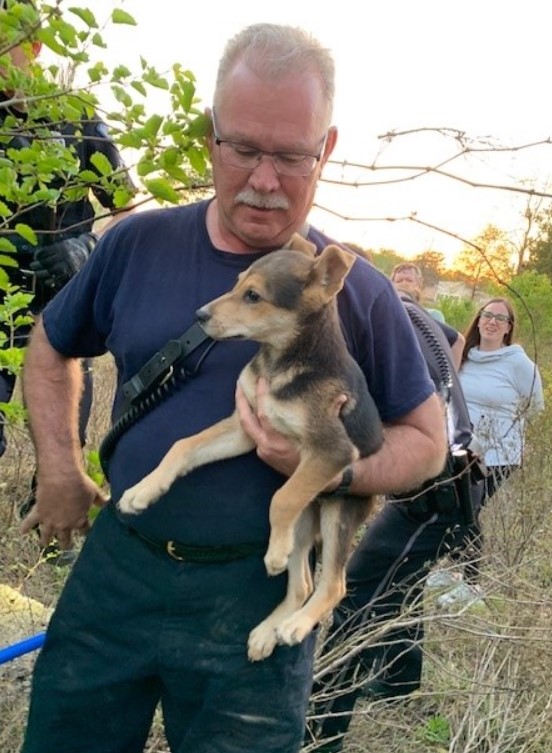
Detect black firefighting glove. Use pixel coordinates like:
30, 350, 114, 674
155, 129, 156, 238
30, 232, 98, 290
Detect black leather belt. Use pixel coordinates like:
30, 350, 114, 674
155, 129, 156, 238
128, 527, 267, 563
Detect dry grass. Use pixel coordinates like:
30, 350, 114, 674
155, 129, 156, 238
307, 416, 552, 753
1, 358, 552, 752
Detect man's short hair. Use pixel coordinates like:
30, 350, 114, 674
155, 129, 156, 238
390, 262, 423, 282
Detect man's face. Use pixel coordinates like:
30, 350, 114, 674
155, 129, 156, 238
391, 268, 421, 291
0, 41, 41, 99
208, 60, 336, 251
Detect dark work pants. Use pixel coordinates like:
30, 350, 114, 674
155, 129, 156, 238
22, 503, 316, 753
310, 498, 475, 748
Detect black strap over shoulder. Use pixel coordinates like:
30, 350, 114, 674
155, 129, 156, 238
120, 321, 211, 415
99, 321, 214, 480
401, 297, 472, 450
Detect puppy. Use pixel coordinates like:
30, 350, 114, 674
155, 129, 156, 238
119, 234, 383, 661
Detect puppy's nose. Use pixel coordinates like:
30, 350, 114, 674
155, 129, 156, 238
196, 307, 211, 323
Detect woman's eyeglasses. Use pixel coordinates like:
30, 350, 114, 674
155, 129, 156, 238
479, 310, 510, 324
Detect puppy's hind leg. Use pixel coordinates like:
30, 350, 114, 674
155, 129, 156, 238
264, 450, 356, 576
247, 506, 317, 662
275, 496, 372, 648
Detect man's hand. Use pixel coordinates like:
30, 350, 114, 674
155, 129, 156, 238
235, 378, 300, 477
20, 470, 107, 550
30, 233, 97, 289
235, 378, 348, 484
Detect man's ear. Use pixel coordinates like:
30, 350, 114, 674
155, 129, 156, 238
204, 106, 214, 150
31, 41, 42, 57
320, 125, 338, 167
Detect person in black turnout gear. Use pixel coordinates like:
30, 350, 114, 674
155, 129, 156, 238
0, 1, 134, 557
30, 230, 98, 292
306, 291, 484, 753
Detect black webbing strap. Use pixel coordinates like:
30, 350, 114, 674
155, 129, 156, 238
99, 321, 213, 480
120, 321, 211, 415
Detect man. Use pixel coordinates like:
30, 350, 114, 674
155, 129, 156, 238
390, 262, 465, 369
0, 0, 133, 549
306, 291, 483, 753
20, 23, 446, 753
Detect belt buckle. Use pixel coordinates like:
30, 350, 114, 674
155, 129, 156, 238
166, 541, 186, 561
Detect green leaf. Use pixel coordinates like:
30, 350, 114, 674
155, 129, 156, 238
111, 84, 133, 108
112, 64, 132, 81
143, 69, 169, 91
136, 160, 156, 177
112, 9, 137, 26
0, 254, 18, 268
186, 113, 212, 140
164, 165, 191, 186
55, 18, 78, 47
0, 239, 17, 253
78, 169, 101, 183
88, 61, 108, 83
143, 114, 163, 139
159, 147, 178, 168
131, 81, 147, 98
37, 28, 67, 57
113, 186, 134, 209
187, 149, 207, 176
144, 178, 181, 204
68, 6, 98, 28
91, 32, 107, 48
117, 131, 143, 149
178, 80, 195, 113
14, 223, 38, 245
90, 151, 114, 177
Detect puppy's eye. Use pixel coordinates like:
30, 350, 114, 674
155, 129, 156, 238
244, 289, 261, 303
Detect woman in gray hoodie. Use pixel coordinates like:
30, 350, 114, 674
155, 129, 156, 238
460, 297, 544, 501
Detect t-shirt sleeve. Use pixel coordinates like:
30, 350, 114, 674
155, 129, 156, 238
338, 262, 435, 423
42, 221, 126, 357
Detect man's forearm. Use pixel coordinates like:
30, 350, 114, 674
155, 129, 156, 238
350, 425, 447, 496
22, 318, 84, 472
347, 394, 448, 497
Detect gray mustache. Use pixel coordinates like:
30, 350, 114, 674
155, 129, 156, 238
234, 189, 290, 210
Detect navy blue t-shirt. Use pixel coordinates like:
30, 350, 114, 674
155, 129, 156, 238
43, 200, 434, 545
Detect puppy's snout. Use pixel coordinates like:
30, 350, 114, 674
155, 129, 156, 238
196, 306, 211, 324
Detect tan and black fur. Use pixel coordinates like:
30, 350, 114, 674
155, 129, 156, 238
119, 234, 383, 661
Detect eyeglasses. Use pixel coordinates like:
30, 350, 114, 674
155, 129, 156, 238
479, 310, 510, 324
211, 110, 327, 177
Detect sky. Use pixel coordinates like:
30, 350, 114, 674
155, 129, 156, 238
61, 0, 552, 265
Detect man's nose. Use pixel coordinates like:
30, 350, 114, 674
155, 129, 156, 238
248, 155, 281, 192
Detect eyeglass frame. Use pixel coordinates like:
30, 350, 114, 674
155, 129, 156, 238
210, 109, 328, 177
479, 310, 510, 324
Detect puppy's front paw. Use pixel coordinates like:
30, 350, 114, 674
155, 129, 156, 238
263, 533, 293, 576
118, 479, 160, 515
276, 613, 315, 647
247, 622, 278, 662
264, 549, 289, 576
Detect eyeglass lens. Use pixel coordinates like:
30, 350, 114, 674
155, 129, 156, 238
480, 311, 509, 323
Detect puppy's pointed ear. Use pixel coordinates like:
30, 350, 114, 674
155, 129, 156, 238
312, 245, 356, 298
287, 233, 316, 258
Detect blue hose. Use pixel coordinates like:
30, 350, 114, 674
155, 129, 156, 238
0, 631, 46, 666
